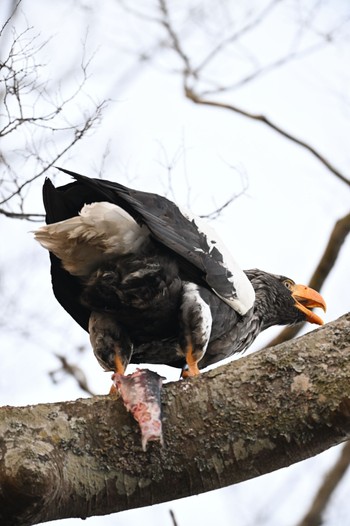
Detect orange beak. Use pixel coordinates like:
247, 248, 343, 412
291, 284, 327, 325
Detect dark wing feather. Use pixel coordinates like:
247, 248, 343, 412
49, 254, 89, 329
55, 168, 253, 312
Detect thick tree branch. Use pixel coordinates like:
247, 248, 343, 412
0, 314, 349, 525
264, 211, 350, 347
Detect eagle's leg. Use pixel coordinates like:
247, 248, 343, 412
89, 313, 164, 449
109, 355, 125, 395
181, 342, 201, 378
88, 311, 133, 392
179, 283, 212, 378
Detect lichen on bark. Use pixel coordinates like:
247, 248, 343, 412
0, 313, 349, 526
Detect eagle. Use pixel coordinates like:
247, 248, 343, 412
35, 168, 326, 447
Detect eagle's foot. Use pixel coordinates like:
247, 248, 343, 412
109, 383, 119, 395
112, 368, 165, 451
181, 363, 200, 378
109, 353, 127, 395
181, 342, 201, 378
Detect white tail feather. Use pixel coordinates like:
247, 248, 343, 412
34, 202, 149, 276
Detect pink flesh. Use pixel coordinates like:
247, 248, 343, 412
112, 368, 164, 451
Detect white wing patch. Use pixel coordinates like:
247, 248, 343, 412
34, 202, 149, 276
179, 206, 255, 315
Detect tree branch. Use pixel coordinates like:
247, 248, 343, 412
49, 354, 96, 397
0, 314, 349, 525
296, 440, 350, 526
264, 211, 350, 347
184, 87, 350, 187
158, 0, 192, 75
0, 21, 107, 220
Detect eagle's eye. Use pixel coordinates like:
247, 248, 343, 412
283, 279, 294, 290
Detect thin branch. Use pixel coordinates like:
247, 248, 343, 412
201, 41, 326, 95
199, 171, 249, 220
0, 99, 107, 208
157, 0, 193, 75
0, 19, 108, 219
0, 208, 44, 221
194, 0, 282, 74
184, 87, 350, 187
169, 509, 179, 526
0, 0, 22, 38
49, 354, 96, 397
263, 211, 350, 348
296, 441, 350, 526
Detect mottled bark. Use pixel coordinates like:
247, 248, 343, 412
0, 313, 349, 526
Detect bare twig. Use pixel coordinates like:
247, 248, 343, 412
0, 0, 22, 38
201, 41, 327, 95
200, 168, 248, 220
169, 509, 179, 526
0, 208, 44, 221
0, 20, 107, 220
158, 0, 192, 75
49, 354, 96, 397
0, 99, 106, 207
194, 0, 282, 74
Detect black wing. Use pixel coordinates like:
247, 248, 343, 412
43, 168, 254, 330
